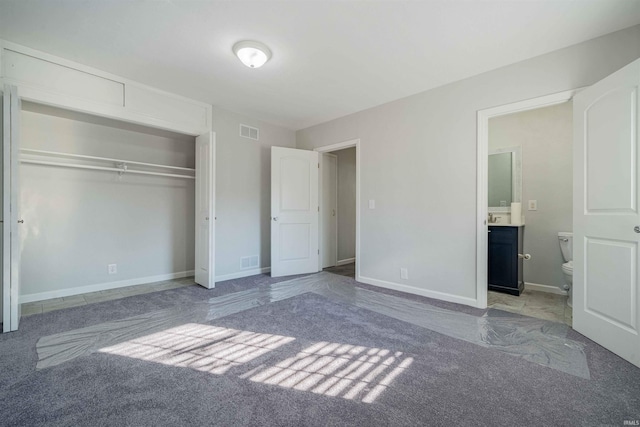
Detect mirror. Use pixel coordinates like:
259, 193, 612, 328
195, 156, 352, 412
488, 146, 521, 212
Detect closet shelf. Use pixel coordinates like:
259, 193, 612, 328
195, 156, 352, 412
20, 148, 196, 180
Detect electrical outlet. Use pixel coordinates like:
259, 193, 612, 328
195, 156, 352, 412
528, 200, 538, 211
400, 268, 408, 280
369, 199, 376, 209
108, 264, 117, 275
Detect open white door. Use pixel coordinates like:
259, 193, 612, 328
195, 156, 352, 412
320, 153, 338, 269
271, 147, 319, 277
574, 58, 640, 367
2, 85, 21, 332
195, 131, 215, 289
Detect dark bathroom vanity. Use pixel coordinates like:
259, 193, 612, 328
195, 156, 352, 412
488, 225, 524, 296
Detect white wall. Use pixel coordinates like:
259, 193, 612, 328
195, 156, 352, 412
489, 102, 573, 291
213, 107, 296, 280
296, 25, 640, 306
20, 103, 195, 300
334, 147, 356, 262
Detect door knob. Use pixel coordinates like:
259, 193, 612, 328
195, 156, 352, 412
635, 226, 640, 233
17, 220, 24, 224
273, 217, 278, 221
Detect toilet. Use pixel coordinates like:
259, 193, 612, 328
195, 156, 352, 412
558, 232, 573, 307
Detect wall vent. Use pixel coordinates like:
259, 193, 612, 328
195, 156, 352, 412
240, 124, 259, 141
240, 255, 259, 270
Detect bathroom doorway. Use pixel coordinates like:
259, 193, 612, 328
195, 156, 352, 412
477, 90, 575, 326
316, 140, 360, 280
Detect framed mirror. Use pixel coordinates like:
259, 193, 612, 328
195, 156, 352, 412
488, 146, 521, 212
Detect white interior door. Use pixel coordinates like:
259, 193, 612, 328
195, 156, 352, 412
321, 153, 338, 269
2, 85, 21, 333
271, 146, 319, 277
195, 131, 215, 289
573, 58, 640, 367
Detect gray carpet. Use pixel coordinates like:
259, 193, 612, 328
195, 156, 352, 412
1, 272, 639, 426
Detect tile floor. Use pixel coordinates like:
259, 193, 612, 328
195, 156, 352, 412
21, 277, 195, 316
488, 289, 572, 326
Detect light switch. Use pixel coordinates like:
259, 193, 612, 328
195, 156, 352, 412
368, 199, 376, 209
528, 200, 538, 211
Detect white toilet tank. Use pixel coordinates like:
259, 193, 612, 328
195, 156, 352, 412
558, 232, 573, 262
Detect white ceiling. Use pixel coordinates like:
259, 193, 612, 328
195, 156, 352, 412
1, 1, 639, 130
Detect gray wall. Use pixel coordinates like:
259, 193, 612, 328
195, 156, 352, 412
489, 102, 573, 291
296, 25, 640, 305
335, 147, 356, 261
20, 104, 195, 298
213, 107, 296, 279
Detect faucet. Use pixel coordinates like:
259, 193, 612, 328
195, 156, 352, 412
488, 213, 495, 223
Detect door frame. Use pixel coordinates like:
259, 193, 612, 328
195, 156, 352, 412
314, 139, 361, 280
476, 89, 577, 309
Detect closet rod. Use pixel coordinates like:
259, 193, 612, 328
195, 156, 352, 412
20, 148, 195, 172
21, 159, 196, 180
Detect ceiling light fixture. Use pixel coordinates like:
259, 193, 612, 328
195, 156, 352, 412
232, 41, 272, 69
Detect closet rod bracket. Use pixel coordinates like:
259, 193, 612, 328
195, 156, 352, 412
117, 162, 128, 176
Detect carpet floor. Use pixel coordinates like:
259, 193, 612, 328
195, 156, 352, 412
1, 271, 639, 426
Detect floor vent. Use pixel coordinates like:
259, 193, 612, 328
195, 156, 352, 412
240, 124, 259, 141
240, 255, 259, 270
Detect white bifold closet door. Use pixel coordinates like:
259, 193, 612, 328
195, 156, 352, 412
195, 131, 215, 289
2, 85, 22, 333
271, 147, 319, 277
573, 58, 640, 368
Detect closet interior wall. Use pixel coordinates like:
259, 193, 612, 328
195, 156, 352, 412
20, 102, 196, 301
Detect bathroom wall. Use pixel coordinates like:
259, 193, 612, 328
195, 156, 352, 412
334, 147, 356, 262
213, 107, 296, 279
296, 25, 640, 306
20, 103, 196, 300
489, 101, 573, 291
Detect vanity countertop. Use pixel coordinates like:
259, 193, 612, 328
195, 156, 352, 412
488, 223, 524, 227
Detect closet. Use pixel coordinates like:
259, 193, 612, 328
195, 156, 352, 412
1, 41, 215, 332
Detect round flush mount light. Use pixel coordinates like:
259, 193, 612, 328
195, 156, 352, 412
232, 40, 272, 69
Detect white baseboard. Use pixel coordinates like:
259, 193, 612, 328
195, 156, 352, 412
215, 267, 271, 283
20, 270, 195, 303
357, 275, 478, 308
525, 282, 568, 295
336, 258, 356, 266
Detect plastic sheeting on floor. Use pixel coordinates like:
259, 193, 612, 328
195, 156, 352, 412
35, 272, 590, 379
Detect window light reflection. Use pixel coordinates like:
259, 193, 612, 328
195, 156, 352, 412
99, 324, 413, 403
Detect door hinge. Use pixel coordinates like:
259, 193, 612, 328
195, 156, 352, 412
318, 163, 320, 168
318, 206, 320, 212
318, 249, 320, 254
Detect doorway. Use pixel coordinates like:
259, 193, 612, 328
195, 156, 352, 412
2, 85, 216, 333
485, 100, 573, 325
316, 139, 360, 280
476, 89, 577, 311
319, 147, 357, 278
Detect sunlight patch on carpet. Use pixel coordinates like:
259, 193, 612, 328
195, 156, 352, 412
243, 341, 414, 403
99, 323, 295, 375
